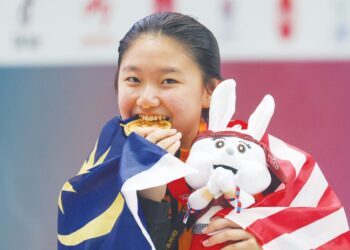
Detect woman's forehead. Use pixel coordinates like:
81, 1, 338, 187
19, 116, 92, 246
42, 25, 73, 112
126, 35, 192, 59
120, 35, 201, 75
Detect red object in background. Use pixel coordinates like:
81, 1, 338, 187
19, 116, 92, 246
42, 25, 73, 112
84, 0, 110, 22
223, 0, 232, 17
154, 0, 173, 12
279, 0, 292, 39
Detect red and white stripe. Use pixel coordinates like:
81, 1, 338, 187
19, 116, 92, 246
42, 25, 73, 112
226, 135, 350, 249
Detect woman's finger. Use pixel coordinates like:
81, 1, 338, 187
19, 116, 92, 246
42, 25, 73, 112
145, 128, 177, 144
166, 140, 181, 155
157, 132, 182, 150
203, 217, 241, 234
202, 228, 252, 247
133, 127, 180, 154
133, 127, 157, 137
220, 237, 262, 250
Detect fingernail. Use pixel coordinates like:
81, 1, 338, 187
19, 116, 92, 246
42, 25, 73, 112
202, 226, 208, 234
177, 132, 182, 137
202, 240, 209, 246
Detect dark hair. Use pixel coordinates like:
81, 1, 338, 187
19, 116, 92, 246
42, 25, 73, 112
116, 12, 223, 120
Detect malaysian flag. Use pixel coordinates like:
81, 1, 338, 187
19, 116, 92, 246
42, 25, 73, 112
57, 116, 195, 250
223, 134, 350, 249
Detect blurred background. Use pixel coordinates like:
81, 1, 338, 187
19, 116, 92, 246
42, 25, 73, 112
1, 0, 350, 249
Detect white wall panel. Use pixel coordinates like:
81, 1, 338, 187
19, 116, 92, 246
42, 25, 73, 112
1, 0, 350, 66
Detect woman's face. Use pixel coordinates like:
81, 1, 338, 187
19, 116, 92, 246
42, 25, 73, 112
118, 34, 211, 149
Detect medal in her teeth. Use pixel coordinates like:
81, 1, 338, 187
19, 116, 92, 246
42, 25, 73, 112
122, 116, 171, 136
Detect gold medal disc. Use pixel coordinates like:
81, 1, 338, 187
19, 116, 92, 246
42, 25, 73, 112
122, 119, 171, 136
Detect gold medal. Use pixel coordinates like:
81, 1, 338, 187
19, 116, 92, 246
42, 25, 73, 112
122, 119, 171, 136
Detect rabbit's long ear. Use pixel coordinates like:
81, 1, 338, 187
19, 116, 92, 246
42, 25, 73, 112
246, 94, 275, 141
208, 79, 236, 131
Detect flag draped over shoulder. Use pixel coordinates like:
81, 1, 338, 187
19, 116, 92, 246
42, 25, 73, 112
224, 134, 350, 250
57, 116, 195, 250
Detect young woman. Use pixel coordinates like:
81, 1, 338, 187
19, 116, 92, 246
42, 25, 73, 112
115, 12, 261, 249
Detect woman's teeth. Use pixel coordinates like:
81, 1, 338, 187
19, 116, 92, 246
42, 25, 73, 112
139, 115, 168, 121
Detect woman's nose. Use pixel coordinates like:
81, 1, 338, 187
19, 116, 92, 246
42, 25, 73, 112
136, 85, 160, 108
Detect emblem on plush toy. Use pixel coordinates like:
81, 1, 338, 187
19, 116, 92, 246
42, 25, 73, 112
184, 79, 278, 249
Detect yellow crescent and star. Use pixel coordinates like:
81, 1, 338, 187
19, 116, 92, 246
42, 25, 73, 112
57, 140, 125, 246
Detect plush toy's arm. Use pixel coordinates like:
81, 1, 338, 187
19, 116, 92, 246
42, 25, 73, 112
216, 168, 236, 194
188, 168, 227, 210
188, 187, 214, 210
214, 168, 255, 209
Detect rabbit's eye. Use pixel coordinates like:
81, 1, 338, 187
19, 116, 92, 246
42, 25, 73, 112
215, 140, 225, 148
237, 144, 246, 153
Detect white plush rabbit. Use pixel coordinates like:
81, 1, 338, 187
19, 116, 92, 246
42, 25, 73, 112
184, 79, 276, 226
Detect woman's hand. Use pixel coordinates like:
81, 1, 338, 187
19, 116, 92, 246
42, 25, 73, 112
135, 127, 182, 155
203, 217, 262, 250
135, 127, 182, 201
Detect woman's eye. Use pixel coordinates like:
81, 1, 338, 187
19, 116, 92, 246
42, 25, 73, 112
162, 79, 177, 85
126, 77, 140, 83
237, 144, 246, 153
215, 140, 225, 148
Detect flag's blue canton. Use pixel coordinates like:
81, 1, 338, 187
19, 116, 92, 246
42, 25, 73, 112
58, 116, 167, 250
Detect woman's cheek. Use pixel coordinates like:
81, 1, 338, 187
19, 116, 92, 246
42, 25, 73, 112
166, 97, 184, 118
118, 94, 133, 119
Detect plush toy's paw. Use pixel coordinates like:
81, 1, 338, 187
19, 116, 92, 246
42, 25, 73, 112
206, 169, 223, 197
216, 168, 235, 193
188, 187, 213, 210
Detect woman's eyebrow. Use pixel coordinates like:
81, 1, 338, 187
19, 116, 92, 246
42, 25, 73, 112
159, 67, 182, 74
121, 65, 182, 74
121, 65, 140, 72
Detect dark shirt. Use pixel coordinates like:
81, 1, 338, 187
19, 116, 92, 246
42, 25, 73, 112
139, 197, 172, 250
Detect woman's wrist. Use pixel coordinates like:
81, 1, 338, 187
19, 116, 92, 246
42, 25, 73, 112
138, 184, 167, 202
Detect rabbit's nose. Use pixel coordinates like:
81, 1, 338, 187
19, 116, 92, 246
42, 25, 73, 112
226, 147, 234, 155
